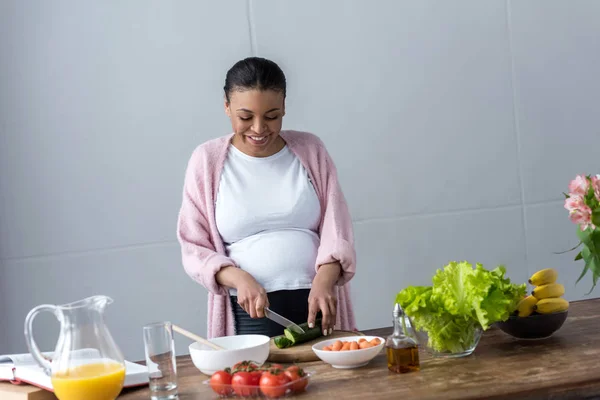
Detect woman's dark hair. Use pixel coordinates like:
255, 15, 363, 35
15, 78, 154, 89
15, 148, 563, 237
224, 57, 286, 102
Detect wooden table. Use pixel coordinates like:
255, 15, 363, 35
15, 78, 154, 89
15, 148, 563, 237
120, 299, 600, 399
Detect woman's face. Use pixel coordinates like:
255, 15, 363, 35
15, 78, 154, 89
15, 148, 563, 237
225, 89, 285, 157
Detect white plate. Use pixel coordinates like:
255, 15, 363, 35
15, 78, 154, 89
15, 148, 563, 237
311, 336, 385, 369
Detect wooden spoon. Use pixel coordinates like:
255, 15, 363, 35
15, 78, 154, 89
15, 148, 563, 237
172, 324, 225, 351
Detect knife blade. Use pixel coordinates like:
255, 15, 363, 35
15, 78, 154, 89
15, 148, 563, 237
264, 308, 305, 334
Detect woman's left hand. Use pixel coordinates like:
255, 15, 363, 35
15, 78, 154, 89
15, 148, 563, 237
308, 262, 342, 336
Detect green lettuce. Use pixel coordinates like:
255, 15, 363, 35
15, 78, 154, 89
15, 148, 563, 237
396, 261, 526, 353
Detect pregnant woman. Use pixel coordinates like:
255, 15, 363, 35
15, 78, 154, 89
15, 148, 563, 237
177, 57, 356, 338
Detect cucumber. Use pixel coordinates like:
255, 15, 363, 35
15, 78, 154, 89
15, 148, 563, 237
283, 319, 323, 345
273, 335, 293, 349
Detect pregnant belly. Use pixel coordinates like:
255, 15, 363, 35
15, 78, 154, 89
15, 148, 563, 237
226, 229, 320, 292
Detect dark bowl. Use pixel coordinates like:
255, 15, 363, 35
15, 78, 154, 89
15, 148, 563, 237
495, 311, 568, 340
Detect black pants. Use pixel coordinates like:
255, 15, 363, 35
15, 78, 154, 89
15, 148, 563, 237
231, 289, 310, 337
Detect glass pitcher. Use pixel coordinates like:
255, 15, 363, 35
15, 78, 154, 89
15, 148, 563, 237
24, 295, 126, 400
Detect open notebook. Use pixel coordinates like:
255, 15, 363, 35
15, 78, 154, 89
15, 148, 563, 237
0, 349, 148, 392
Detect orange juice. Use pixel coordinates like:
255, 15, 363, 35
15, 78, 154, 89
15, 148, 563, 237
51, 362, 125, 400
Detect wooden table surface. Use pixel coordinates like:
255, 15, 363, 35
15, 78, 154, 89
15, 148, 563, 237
120, 298, 600, 399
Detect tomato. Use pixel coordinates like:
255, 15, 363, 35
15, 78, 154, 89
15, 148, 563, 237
259, 370, 291, 398
231, 370, 261, 396
261, 362, 284, 372
209, 370, 233, 396
285, 365, 301, 374
233, 360, 259, 372
284, 366, 308, 393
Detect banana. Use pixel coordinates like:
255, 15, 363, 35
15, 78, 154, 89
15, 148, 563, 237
528, 268, 558, 286
515, 295, 538, 317
534, 298, 569, 314
532, 283, 565, 299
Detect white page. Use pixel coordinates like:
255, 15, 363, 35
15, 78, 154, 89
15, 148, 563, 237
0, 351, 148, 388
0, 352, 54, 366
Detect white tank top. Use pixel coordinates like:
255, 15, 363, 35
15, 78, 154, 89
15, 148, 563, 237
215, 144, 322, 295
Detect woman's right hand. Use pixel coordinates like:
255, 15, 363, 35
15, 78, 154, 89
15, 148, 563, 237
216, 266, 269, 318
236, 277, 270, 318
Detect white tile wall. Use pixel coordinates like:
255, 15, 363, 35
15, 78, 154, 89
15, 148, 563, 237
353, 207, 528, 329
252, 0, 522, 221
0, 272, 7, 352
0, 0, 250, 259
1, 0, 599, 360
509, 0, 600, 203
0, 243, 203, 360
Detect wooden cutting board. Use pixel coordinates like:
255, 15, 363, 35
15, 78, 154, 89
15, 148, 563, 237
267, 330, 364, 363
0, 382, 57, 400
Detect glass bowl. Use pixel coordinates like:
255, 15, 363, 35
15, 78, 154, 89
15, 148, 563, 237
400, 315, 482, 358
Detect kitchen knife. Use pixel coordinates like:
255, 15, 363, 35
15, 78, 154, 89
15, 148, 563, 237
264, 308, 305, 334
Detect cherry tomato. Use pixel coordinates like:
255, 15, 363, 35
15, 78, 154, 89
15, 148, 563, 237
233, 360, 259, 372
285, 365, 301, 374
250, 369, 263, 381
209, 370, 233, 396
261, 362, 284, 372
259, 370, 291, 398
284, 366, 308, 393
231, 370, 261, 396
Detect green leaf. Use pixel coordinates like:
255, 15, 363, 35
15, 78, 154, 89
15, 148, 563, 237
577, 228, 595, 253
582, 245, 592, 261
592, 209, 600, 229
591, 229, 600, 252
431, 261, 483, 317
575, 251, 583, 261
576, 261, 591, 285
585, 179, 596, 201
583, 230, 600, 294
584, 255, 600, 295
575, 242, 600, 294
395, 286, 433, 316
554, 241, 582, 255
575, 246, 592, 285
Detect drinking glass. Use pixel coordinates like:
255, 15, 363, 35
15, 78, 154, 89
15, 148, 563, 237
143, 322, 178, 400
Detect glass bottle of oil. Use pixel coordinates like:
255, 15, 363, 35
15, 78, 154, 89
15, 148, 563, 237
385, 303, 420, 374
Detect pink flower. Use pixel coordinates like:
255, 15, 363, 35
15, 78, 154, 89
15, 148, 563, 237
569, 204, 595, 231
591, 174, 600, 201
564, 195, 586, 212
568, 174, 590, 197
565, 194, 596, 231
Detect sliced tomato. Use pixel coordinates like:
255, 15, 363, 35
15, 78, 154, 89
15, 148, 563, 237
259, 370, 291, 398
209, 369, 233, 396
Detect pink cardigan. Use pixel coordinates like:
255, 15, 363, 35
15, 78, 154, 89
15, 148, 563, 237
176, 130, 357, 338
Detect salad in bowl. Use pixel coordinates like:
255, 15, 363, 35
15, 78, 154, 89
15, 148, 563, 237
396, 261, 526, 357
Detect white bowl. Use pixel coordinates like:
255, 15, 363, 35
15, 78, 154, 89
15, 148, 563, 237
189, 334, 270, 375
311, 336, 385, 369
